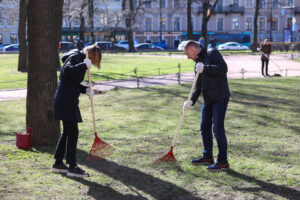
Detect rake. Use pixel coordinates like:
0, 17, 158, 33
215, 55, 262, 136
153, 70, 201, 164
86, 51, 115, 161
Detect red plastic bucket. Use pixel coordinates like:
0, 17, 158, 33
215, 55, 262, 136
14, 127, 31, 149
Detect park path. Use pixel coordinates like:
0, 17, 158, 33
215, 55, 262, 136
0, 54, 299, 101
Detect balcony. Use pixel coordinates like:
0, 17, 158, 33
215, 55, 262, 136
198, 5, 245, 15
295, 7, 300, 14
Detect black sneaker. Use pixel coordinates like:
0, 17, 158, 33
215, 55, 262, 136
52, 163, 68, 174
67, 166, 89, 178
191, 157, 214, 165
207, 162, 230, 172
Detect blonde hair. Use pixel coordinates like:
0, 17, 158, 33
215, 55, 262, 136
83, 44, 102, 69
184, 40, 201, 51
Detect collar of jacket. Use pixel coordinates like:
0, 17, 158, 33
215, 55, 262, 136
196, 47, 207, 63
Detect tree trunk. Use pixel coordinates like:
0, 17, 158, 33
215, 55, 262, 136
201, 1, 209, 47
88, 0, 95, 43
79, 12, 85, 41
26, 0, 63, 146
252, 0, 260, 52
18, 0, 28, 72
122, 0, 135, 52
187, 0, 193, 40
201, 0, 219, 47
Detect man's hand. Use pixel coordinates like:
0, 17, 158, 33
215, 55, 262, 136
183, 100, 193, 112
86, 88, 94, 99
84, 59, 92, 69
195, 62, 204, 73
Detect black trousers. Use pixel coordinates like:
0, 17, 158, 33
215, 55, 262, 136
261, 59, 269, 75
54, 121, 79, 167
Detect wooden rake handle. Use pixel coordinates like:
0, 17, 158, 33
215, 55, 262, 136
86, 51, 97, 135
171, 70, 201, 147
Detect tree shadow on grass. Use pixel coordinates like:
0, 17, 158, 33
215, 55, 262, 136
76, 150, 203, 200
65, 176, 148, 200
225, 169, 300, 200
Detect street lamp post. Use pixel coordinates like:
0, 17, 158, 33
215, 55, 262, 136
282, 3, 295, 42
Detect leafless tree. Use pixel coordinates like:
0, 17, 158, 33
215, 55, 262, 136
26, 0, 63, 146
18, 0, 27, 72
252, 0, 260, 52
200, 0, 219, 47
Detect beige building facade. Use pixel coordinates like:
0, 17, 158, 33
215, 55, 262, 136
133, 0, 300, 48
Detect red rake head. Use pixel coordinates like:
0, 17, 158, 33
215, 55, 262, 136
87, 132, 115, 161
153, 146, 177, 165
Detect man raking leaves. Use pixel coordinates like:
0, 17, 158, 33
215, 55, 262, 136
183, 41, 231, 172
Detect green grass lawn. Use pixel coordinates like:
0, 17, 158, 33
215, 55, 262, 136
0, 77, 299, 199
0, 54, 194, 90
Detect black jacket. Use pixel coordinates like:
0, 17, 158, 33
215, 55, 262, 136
54, 49, 88, 122
191, 48, 230, 105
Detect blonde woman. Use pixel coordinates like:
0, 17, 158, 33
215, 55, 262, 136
52, 45, 102, 178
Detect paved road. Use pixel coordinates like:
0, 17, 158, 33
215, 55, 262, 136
0, 54, 299, 101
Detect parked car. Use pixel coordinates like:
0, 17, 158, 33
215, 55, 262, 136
134, 43, 164, 51
3, 44, 19, 52
217, 42, 249, 50
115, 40, 138, 51
0, 44, 10, 51
153, 41, 168, 49
95, 41, 127, 51
85, 41, 93, 47
59, 41, 74, 51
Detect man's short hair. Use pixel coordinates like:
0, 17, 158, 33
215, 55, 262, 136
184, 40, 201, 50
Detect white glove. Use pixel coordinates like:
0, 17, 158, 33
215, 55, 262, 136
84, 59, 92, 69
257, 47, 261, 51
183, 100, 193, 112
195, 62, 204, 73
86, 88, 94, 98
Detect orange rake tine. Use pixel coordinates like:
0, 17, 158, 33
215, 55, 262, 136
153, 146, 176, 164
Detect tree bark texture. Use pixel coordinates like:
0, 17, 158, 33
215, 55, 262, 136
122, 0, 135, 52
18, 0, 28, 72
88, 0, 95, 43
187, 0, 193, 40
26, 0, 63, 146
252, 0, 260, 52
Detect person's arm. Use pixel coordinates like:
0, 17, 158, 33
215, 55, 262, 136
202, 50, 228, 76
80, 84, 88, 94
190, 74, 202, 105
63, 55, 87, 78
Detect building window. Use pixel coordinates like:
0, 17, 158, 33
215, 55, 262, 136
0, 12, 4, 26
0, 34, 2, 45
216, 0, 223, 11
246, 0, 252, 8
174, 0, 180, 8
173, 17, 180, 31
8, 12, 17, 26
272, 17, 278, 30
245, 17, 252, 31
259, 17, 265, 31
272, 0, 279, 8
232, 0, 239, 7
145, 17, 152, 31
260, 0, 267, 8
145, 1, 152, 8
217, 18, 224, 31
10, 34, 17, 44
287, 0, 294, 6
232, 17, 239, 30
101, 14, 108, 26
160, 0, 166, 8
287, 17, 292, 29
160, 17, 167, 31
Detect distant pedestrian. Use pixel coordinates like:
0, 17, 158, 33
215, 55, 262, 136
199, 36, 205, 47
183, 40, 231, 172
52, 44, 102, 178
259, 39, 272, 77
